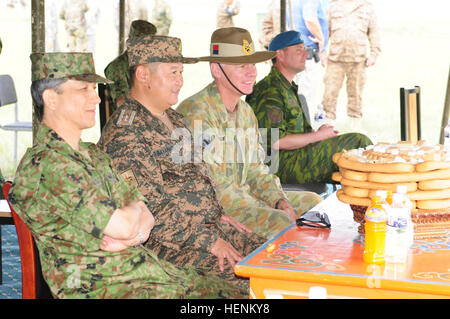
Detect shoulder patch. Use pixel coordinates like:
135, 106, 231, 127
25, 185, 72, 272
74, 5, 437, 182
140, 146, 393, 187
267, 107, 283, 125
117, 109, 136, 126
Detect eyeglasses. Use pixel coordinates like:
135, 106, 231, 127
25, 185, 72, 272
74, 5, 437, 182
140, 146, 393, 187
296, 211, 331, 229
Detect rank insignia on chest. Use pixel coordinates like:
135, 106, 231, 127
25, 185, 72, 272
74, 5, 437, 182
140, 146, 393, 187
120, 169, 139, 188
117, 110, 136, 126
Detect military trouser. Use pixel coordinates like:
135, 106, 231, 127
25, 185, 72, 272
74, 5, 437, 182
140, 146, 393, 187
131, 246, 248, 299
322, 60, 367, 120
224, 191, 322, 240
277, 133, 372, 184
148, 223, 266, 291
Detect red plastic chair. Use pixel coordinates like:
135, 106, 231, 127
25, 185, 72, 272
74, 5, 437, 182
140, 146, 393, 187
2, 181, 52, 299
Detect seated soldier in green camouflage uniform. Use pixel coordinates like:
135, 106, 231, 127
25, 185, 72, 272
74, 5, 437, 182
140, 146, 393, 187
8, 52, 247, 299
177, 28, 322, 240
98, 35, 266, 289
246, 31, 373, 184
104, 20, 157, 109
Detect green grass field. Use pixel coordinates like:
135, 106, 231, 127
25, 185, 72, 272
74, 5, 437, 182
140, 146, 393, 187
1, 0, 449, 179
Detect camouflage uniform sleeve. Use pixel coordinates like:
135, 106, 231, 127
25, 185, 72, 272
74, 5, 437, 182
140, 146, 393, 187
243, 108, 287, 208
10, 150, 116, 240
180, 97, 286, 210
247, 84, 288, 148
99, 120, 219, 253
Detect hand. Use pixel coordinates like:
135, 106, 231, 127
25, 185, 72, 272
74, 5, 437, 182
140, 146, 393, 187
366, 56, 376, 67
220, 215, 252, 233
317, 124, 338, 140
320, 52, 328, 67
100, 232, 142, 252
276, 199, 297, 222
211, 238, 243, 272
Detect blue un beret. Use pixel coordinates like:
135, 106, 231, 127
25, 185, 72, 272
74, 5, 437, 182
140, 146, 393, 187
268, 30, 304, 51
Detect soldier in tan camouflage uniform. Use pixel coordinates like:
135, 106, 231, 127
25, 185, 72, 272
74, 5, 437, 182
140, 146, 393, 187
98, 35, 266, 289
217, 0, 241, 28
321, 0, 381, 130
8, 52, 247, 299
104, 20, 157, 109
60, 0, 88, 52
153, 0, 172, 36
259, 0, 281, 50
177, 28, 323, 240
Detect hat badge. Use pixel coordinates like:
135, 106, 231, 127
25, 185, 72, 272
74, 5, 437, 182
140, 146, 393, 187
242, 39, 253, 55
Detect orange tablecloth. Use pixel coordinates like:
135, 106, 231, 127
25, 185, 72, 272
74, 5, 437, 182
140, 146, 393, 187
235, 192, 450, 299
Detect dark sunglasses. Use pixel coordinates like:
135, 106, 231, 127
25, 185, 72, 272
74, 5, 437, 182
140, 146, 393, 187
296, 211, 331, 229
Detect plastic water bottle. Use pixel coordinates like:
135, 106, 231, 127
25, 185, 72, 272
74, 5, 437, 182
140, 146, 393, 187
314, 104, 326, 124
396, 185, 414, 246
364, 196, 387, 264
385, 193, 409, 263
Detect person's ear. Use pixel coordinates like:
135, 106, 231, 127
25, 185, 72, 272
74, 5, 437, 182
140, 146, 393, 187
276, 49, 284, 63
135, 64, 150, 83
210, 62, 222, 80
42, 88, 59, 112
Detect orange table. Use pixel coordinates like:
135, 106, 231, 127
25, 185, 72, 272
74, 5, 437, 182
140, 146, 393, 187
235, 192, 450, 299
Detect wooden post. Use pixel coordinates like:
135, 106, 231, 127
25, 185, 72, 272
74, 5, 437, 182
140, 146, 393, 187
31, 0, 45, 140
439, 67, 450, 144
119, 0, 125, 54
280, 0, 286, 32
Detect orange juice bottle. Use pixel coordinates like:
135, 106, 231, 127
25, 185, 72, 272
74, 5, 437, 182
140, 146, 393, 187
364, 196, 387, 264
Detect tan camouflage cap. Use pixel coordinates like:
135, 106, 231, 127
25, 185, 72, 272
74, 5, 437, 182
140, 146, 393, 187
128, 20, 157, 39
126, 35, 198, 67
199, 27, 275, 64
30, 52, 112, 83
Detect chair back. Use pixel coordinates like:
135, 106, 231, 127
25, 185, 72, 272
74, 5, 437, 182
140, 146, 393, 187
2, 181, 53, 299
0, 75, 18, 107
98, 83, 114, 133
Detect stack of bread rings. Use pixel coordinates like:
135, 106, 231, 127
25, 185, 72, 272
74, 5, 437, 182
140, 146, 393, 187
332, 141, 450, 238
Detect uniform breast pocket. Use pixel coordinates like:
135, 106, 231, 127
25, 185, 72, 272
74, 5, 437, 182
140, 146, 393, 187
356, 12, 370, 32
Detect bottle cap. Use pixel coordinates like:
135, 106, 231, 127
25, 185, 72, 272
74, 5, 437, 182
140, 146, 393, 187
376, 190, 387, 198
397, 185, 407, 194
309, 286, 327, 299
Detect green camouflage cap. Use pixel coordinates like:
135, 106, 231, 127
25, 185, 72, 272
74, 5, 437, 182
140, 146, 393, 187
128, 20, 157, 39
30, 52, 112, 83
126, 35, 198, 66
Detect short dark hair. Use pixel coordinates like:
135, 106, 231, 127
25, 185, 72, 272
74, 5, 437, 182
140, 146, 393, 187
30, 78, 67, 122
128, 65, 138, 88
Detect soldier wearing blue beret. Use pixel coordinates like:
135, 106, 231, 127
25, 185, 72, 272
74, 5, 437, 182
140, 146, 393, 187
247, 31, 373, 184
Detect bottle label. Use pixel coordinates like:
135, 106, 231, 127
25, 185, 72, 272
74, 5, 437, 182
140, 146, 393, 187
366, 207, 386, 223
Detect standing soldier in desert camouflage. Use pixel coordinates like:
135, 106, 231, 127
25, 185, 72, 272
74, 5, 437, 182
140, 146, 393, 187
98, 35, 265, 289
217, 0, 241, 28
105, 20, 157, 109
247, 30, 372, 184
178, 28, 323, 240
7, 52, 247, 299
321, 0, 381, 131
152, 0, 172, 36
60, 0, 89, 52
